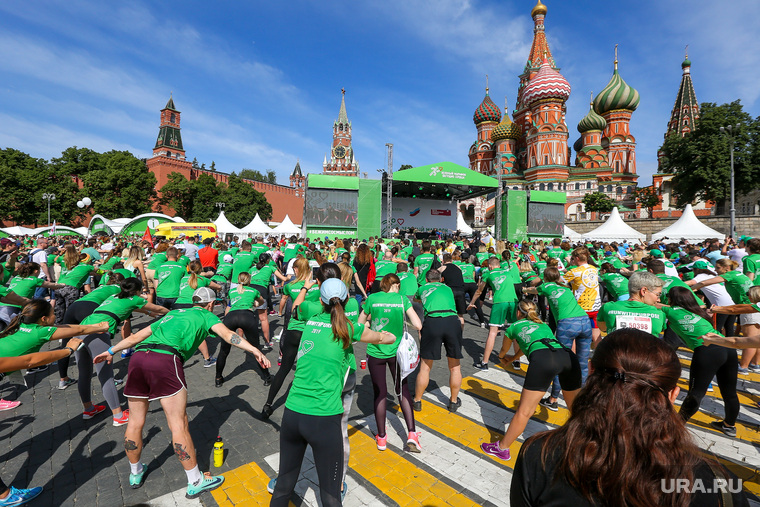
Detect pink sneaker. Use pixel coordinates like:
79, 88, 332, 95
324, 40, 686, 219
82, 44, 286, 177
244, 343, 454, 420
83, 404, 106, 420
406, 431, 422, 453
112, 409, 130, 427
375, 434, 387, 451
0, 399, 21, 411
481, 441, 511, 461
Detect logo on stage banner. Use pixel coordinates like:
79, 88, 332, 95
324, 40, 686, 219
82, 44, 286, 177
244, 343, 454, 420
430, 209, 451, 216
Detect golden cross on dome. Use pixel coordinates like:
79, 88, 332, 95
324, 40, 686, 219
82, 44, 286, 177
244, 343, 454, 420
685, 44, 689, 58
589, 91, 594, 106
341, 87, 345, 95
614, 44, 618, 63
486, 74, 489, 93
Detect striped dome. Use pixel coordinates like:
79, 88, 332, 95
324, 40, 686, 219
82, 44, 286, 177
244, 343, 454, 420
521, 57, 571, 106
593, 64, 640, 114
473, 91, 502, 124
491, 111, 521, 141
577, 103, 606, 132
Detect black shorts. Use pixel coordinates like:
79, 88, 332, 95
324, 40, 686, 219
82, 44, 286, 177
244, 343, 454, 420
452, 291, 466, 315
523, 348, 582, 392
420, 315, 463, 360
252, 284, 269, 309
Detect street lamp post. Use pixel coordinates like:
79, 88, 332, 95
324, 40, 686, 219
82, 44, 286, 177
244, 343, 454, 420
215, 202, 225, 215
42, 193, 56, 226
719, 124, 740, 237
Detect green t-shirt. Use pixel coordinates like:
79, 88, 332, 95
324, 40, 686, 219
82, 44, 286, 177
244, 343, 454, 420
476, 252, 490, 265
415, 253, 437, 285
415, 282, 457, 317
720, 270, 753, 305
282, 243, 305, 263
362, 292, 411, 359
229, 286, 261, 312
155, 261, 187, 298
231, 251, 256, 283
397, 272, 418, 297
285, 312, 362, 416
216, 262, 233, 280
284, 282, 321, 332
250, 263, 278, 287
661, 306, 719, 350
0, 323, 56, 364
598, 300, 667, 336
176, 275, 212, 304
534, 261, 548, 278
454, 261, 475, 283
546, 248, 563, 260
250, 243, 269, 261
144, 307, 222, 362
536, 282, 587, 320
375, 260, 397, 278
146, 252, 167, 270
657, 274, 699, 305
82, 294, 148, 334
505, 319, 560, 357
4, 276, 44, 305
78, 284, 121, 305
59, 264, 94, 288
742, 253, 760, 285
482, 268, 518, 303
520, 271, 539, 284
600, 273, 629, 300
227, 247, 240, 257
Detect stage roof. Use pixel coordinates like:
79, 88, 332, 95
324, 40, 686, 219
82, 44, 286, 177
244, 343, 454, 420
391, 162, 497, 199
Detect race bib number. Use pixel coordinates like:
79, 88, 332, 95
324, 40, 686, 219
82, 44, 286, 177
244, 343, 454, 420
616, 315, 652, 334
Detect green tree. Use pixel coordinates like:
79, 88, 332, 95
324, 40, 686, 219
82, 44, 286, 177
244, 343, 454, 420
582, 191, 615, 213
660, 100, 759, 205
81, 150, 157, 217
192, 157, 200, 170
223, 173, 273, 227
210, 161, 216, 172
190, 173, 224, 222
239, 168, 277, 184
158, 172, 194, 220
0, 148, 50, 226
634, 186, 660, 217
398, 164, 413, 171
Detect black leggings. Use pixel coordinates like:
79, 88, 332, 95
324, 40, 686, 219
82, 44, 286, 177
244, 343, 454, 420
0, 476, 6, 494
715, 313, 737, 337
58, 300, 99, 378
464, 282, 485, 324
680, 344, 739, 425
271, 408, 343, 507
265, 329, 302, 406
216, 310, 269, 379
367, 355, 415, 437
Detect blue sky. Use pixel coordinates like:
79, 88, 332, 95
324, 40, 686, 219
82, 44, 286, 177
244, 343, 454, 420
1, 0, 758, 188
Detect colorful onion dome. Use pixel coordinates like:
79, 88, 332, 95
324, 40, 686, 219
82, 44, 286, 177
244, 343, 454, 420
491, 107, 521, 141
682, 56, 691, 69
521, 56, 571, 105
593, 53, 640, 114
473, 90, 502, 124
531, 0, 547, 17
577, 97, 607, 132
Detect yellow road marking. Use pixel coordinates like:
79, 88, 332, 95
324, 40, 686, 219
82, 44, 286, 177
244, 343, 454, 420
679, 356, 760, 384
210, 461, 294, 507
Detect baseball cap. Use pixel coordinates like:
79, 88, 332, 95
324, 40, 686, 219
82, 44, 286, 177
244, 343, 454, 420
223, 254, 234, 263
320, 278, 348, 304
192, 287, 216, 304
740, 235, 752, 243
693, 260, 712, 270
0, 238, 11, 247
649, 249, 664, 258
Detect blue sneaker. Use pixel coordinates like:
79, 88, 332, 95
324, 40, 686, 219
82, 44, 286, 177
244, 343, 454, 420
129, 463, 148, 489
186, 473, 224, 499
267, 477, 276, 494
121, 348, 134, 359
0, 486, 43, 506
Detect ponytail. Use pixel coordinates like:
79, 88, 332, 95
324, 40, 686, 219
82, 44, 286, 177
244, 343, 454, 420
256, 253, 270, 271
518, 299, 542, 324
326, 296, 353, 349
237, 272, 251, 294
118, 278, 143, 299
18, 262, 41, 278
187, 260, 202, 290
0, 300, 52, 338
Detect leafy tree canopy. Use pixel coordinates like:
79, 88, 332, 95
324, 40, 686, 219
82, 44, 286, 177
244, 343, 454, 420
582, 191, 615, 213
239, 168, 277, 184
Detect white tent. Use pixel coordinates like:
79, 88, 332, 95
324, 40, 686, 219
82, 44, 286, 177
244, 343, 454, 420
583, 207, 645, 242
239, 213, 272, 236
0, 226, 36, 236
564, 224, 582, 242
270, 215, 301, 236
456, 211, 473, 236
651, 204, 725, 243
214, 211, 242, 236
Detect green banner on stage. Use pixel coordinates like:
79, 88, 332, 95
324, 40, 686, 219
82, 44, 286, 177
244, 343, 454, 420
358, 179, 382, 239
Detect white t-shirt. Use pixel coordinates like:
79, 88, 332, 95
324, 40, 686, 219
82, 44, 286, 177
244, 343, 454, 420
693, 273, 733, 306
728, 248, 747, 265
31, 248, 48, 279
183, 242, 199, 260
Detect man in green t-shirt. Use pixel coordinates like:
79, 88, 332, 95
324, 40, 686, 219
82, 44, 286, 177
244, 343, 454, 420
231, 241, 256, 285
598, 272, 666, 337
94, 287, 270, 499
413, 240, 439, 286
743, 238, 760, 285
647, 260, 700, 306
154, 247, 186, 309
413, 269, 463, 413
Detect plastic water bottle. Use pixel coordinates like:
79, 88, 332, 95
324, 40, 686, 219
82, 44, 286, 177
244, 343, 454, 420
213, 436, 224, 467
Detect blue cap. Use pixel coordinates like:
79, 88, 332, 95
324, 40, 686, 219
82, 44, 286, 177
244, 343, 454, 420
320, 278, 348, 304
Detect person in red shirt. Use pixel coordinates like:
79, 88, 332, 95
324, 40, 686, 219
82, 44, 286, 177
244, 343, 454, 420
198, 238, 219, 275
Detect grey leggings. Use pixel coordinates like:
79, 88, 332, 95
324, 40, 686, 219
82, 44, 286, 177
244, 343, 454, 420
76, 333, 120, 411
341, 371, 356, 485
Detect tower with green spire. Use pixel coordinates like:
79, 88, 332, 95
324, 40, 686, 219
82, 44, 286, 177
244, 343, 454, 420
666, 51, 699, 137
153, 95, 186, 159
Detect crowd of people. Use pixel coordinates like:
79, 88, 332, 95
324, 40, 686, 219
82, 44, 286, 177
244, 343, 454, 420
0, 230, 756, 505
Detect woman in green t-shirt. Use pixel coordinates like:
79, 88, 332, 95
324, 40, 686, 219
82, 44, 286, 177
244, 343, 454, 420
663, 286, 739, 437
54, 253, 96, 324
480, 300, 582, 462
0, 263, 63, 325
248, 253, 288, 352
358, 274, 423, 453
270, 278, 394, 507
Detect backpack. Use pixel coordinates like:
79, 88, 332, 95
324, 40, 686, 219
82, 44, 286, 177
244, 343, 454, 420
22, 248, 42, 265
365, 257, 377, 291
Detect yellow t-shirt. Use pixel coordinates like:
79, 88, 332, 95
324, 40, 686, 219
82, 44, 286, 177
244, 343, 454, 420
563, 263, 601, 312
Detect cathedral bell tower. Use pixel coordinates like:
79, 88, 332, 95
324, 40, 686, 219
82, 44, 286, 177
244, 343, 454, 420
323, 89, 359, 176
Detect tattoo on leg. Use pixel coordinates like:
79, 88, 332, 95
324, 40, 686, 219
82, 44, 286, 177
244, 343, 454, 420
174, 443, 191, 461
230, 333, 242, 345
124, 439, 139, 451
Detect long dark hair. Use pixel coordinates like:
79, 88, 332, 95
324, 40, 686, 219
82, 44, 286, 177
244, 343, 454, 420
256, 253, 270, 271
117, 278, 143, 299
0, 300, 52, 338
668, 286, 710, 320
528, 329, 700, 507
17, 262, 41, 278
323, 295, 353, 349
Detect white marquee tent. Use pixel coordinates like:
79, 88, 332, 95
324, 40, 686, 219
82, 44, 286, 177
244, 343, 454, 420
564, 224, 582, 242
456, 211, 473, 236
651, 204, 725, 243
582, 207, 645, 242
239, 214, 273, 236
270, 215, 301, 236
214, 211, 243, 236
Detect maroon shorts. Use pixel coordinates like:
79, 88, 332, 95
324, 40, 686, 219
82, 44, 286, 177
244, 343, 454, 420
124, 350, 186, 401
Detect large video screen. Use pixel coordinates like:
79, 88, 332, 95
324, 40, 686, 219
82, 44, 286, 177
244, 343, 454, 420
528, 202, 564, 235
305, 189, 358, 227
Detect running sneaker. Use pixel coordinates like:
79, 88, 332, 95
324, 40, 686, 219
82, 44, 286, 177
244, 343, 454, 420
83, 404, 106, 420
114, 377, 125, 387
341, 482, 347, 502
267, 477, 276, 494
375, 434, 387, 451
707, 382, 714, 393
112, 410, 130, 427
738, 367, 749, 375
0, 400, 21, 411
129, 463, 148, 489
57, 378, 77, 390
709, 420, 737, 438
749, 364, 760, 373
263, 375, 273, 387
413, 400, 422, 412
120, 348, 134, 359
512, 360, 522, 370
448, 398, 461, 413
539, 397, 559, 412
215, 377, 224, 388
203, 357, 217, 368
273, 330, 283, 343
186, 473, 224, 499
480, 441, 511, 461
473, 361, 489, 370
260, 344, 273, 354
261, 403, 273, 420
406, 432, 422, 453
480, 322, 486, 329
24, 365, 48, 375
0, 486, 42, 506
